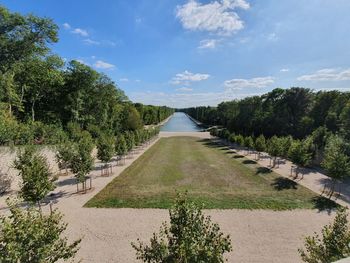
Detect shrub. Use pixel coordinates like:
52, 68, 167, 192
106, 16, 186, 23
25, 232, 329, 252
132, 194, 232, 262
0, 200, 81, 263
299, 207, 350, 263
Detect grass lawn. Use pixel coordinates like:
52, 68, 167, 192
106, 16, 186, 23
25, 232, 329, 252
86, 136, 336, 210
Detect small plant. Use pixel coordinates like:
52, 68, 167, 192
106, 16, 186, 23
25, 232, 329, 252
0, 199, 81, 263
299, 207, 350, 263
132, 193, 232, 262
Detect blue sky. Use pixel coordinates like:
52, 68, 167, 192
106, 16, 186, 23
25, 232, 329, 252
3, 0, 350, 107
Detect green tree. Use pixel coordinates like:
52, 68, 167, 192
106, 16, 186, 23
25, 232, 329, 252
0, 200, 81, 263
97, 134, 115, 175
55, 141, 74, 175
69, 132, 94, 192
115, 134, 128, 165
244, 136, 254, 154
288, 139, 312, 178
267, 136, 282, 167
13, 147, 55, 208
255, 134, 266, 160
322, 135, 350, 198
299, 207, 350, 263
132, 194, 232, 262
0, 6, 58, 73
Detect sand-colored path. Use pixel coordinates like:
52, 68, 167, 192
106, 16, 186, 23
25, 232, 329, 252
0, 132, 342, 262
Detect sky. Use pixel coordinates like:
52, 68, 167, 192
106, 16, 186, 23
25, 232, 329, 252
2, 0, 350, 107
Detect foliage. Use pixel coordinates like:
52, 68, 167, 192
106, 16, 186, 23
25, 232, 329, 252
115, 134, 128, 157
69, 132, 94, 183
0, 170, 12, 195
288, 139, 312, 168
132, 194, 232, 262
55, 141, 74, 173
0, 200, 81, 263
255, 134, 266, 152
97, 134, 115, 164
299, 207, 350, 263
13, 147, 55, 205
322, 135, 350, 184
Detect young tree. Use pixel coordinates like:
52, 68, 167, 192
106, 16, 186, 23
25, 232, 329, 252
299, 207, 350, 263
125, 131, 135, 153
267, 136, 282, 167
115, 134, 128, 165
322, 135, 350, 198
69, 132, 94, 193
0, 200, 81, 263
244, 136, 254, 155
13, 147, 55, 208
255, 134, 266, 160
132, 194, 232, 262
55, 141, 74, 175
288, 139, 312, 179
97, 134, 115, 176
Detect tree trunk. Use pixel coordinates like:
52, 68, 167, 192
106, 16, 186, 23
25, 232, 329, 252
31, 100, 35, 122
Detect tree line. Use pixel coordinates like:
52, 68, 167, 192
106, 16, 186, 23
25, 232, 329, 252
0, 5, 173, 147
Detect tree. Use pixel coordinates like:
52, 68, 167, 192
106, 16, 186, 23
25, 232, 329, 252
255, 134, 266, 160
0, 6, 58, 73
0, 170, 12, 195
288, 139, 312, 179
115, 134, 128, 164
97, 134, 115, 176
244, 136, 254, 155
0, 200, 81, 263
322, 135, 350, 198
132, 194, 232, 262
267, 136, 282, 167
13, 147, 55, 208
69, 132, 94, 192
55, 141, 74, 175
299, 207, 350, 263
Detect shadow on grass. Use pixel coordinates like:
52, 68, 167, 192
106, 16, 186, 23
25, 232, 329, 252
233, 155, 244, 159
271, 177, 298, 191
256, 167, 272, 175
312, 196, 339, 213
242, 160, 257, 165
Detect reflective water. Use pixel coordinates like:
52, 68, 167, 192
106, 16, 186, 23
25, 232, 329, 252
160, 112, 202, 132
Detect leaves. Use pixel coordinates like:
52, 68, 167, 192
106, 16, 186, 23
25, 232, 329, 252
132, 194, 232, 262
0, 200, 81, 263
299, 207, 350, 263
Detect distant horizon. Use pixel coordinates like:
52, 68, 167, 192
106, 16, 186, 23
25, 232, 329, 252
4, 0, 350, 108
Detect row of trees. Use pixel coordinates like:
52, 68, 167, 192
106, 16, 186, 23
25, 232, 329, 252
211, 128, 350, 198
0, 5, 173, 147
182, 88, 350, 140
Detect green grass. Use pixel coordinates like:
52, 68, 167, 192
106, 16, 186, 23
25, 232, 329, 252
85, 137, 337, 210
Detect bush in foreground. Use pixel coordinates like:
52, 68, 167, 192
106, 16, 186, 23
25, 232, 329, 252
299, 207, 350, 263
0, 200, 81, 263
132, 194, 232, 262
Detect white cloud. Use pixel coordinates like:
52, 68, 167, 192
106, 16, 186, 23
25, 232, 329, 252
72, 28, 89, 37
119, 78, 129, 82
135, 79, 141, 82
83, 39, 100, 45
280, 68, 289, 72
130, 90, 262, 108
198, 39, 219, 49
63, 23, 71, 29
267, 32, 278, 41
176, 0, 250, 35
297, 68, 350, 81
224, 76, 274, 90
176, 87, 193, 92
171, 70, 210, 85
94, 60, 115, 69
